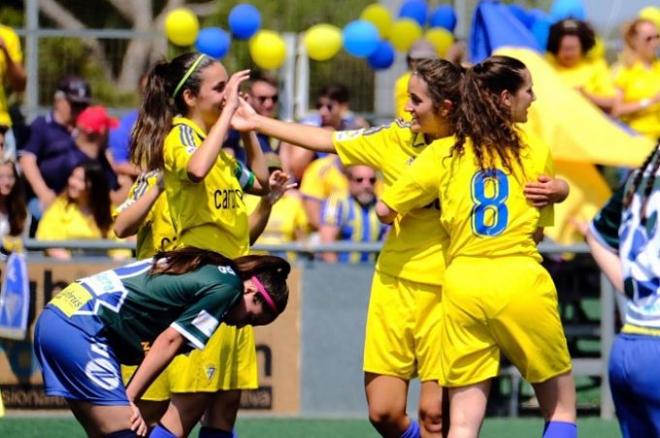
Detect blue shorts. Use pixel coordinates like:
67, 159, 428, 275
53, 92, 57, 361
609, 333, 660, 438
33, 307, 129, 405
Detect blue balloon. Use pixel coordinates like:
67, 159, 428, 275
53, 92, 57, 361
429, 5, 457, 31
195, 27, 231, 59
531, 17, 552, 50
343, 20, 380, 58
550, 0, 586, 22
399, 0, 428, 27
368, 41, 395, 70
228, 4, 261, 39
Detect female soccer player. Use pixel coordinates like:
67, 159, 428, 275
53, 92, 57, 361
588, 140, 660, 437
34, 248, 290, 438
376, 56, 576, 438
231, 58, 567, 437
129, 52, 270, 438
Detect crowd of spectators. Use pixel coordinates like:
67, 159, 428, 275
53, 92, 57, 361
0, 11, 658, 263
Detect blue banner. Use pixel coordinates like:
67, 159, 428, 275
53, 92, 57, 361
0, 253, 30, 340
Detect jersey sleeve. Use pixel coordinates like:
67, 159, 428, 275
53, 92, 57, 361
381, 145, 442, 217
332, 123, 396, 169
590, 183, 624, 252
2, 27, 22, 63
170, 283, 241, 350
164, 125, 199, 182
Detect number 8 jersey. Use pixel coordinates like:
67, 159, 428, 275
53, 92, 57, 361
381, 129, 555, 264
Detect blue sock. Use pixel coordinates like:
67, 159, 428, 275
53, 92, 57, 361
149, 423, 177, 438
106, 429, 137, 438
543, 421, 577, 438
400, 420, 421, 438
198, 427, 236, 438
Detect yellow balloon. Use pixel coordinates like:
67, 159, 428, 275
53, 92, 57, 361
361, 4, 393, 38
249, 30, 287, 70
164, 8, 199, 46
586, 36, 605, 60
304, 24, 343, 61
639, 6, 660, 30
390, 19, 423, 52
425, 28, 454, 58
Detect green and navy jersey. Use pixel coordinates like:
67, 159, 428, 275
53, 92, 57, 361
591, 149, 660, 328
48, 258, 243, 364
320, 194, 388, 263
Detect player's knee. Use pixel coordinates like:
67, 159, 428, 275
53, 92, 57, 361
418, 403, 443, 434
368, 403, 404, 429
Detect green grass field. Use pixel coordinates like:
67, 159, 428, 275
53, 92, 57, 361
0, 416, 621, 437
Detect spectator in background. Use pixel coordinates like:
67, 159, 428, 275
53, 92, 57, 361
36, 161, 128, 260
107, 74, 147, 179
320, 164, 387, 263
394, 40, 439, 121
19, 75, 91, 222
281, 84, 367, 181
0, 23, 26, 160
299, 154, 349, 230
612, 18, 660, 140
0, 158, 28, 255
70, 105, 127, 205
546, 19, 618, 113
224, 71, 281, 164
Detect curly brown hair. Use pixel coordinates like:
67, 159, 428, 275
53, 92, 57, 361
451, 55, 528, 176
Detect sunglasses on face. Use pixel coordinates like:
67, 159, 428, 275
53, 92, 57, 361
351, 176, 377, 184
644, 34, 660, 43
255, 94, 279, 104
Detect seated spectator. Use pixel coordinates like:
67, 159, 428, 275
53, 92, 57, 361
223, 71, 281, 164
0, 23, 26, 160
612, 18, 660, 140
36, 161, 129, 260
546, 19, 618, 113
281, 84, 367, 181
299, 154, 349, 230
244, 153, 308, 260
19, 75, 91, 220
319, 165, 387, 263
0, 158, 28, 255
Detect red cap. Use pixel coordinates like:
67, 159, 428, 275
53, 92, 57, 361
76, 105, 119, 135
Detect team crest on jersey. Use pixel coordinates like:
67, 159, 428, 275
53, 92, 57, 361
206, 366, 216, 380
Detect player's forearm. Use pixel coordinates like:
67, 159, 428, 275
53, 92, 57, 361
586, 229, 623, 292
187, 110, 234, 182
114, 187, 162, 238
376, 200, 398, 225
126, 328, 184, 401
242, 131, 269, 194
248, 198, 273, 245
254, 114, 336, 154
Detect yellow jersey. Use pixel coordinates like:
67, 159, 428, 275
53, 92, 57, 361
0, 25, 22, 126
382, 132, 554, 264
613, 60, 660, 140
163, 116, 255, 258
332, 120, 449, 286
113, 171, 177, 260
546, 55, 616, 98
299, 155, 349, 202
244, 190, 309, 246
394, 72, 412, 121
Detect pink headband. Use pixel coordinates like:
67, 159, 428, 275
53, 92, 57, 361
251, 276, 277, 313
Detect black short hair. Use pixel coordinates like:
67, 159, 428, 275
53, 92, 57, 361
248, 70, 278, 91
547, 19, 596, 55
318, 84, 350, 104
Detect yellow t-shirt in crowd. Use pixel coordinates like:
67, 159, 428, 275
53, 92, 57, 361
299, 155, 349, 202
546, 55, 616, 98
244, 190, 309, 246
382, 132, 554, 264
113, 171, 177, 260
163, 116, 255, 258
37, 195, 130, 258
332, 120, 449, 286
0, 25, 22, 126
394, 71, 412, 121
613, 60, 660, 140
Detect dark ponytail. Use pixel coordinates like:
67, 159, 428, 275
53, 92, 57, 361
130, 53, 216, 171
452, 55, 528, 176
150, 248, 291, 315
623, 140, 660, 223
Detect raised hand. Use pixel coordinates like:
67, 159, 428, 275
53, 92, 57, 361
266, 170, 297, 205
231, 97, 259, 132
222, 69, 251, 113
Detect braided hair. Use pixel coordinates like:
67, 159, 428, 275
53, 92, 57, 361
623, 140, 660, 224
